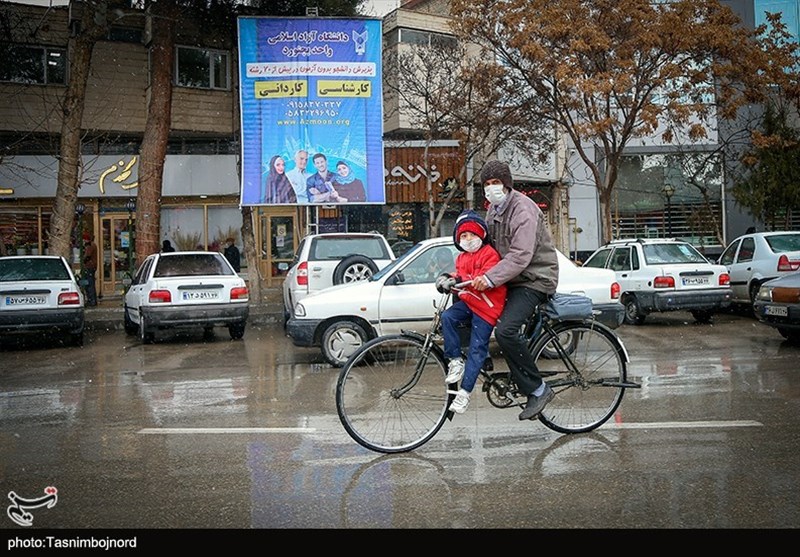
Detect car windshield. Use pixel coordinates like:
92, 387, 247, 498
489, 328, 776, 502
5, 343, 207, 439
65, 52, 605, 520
642, 243, 709, 265
310, 237, 390, 260
765, 233, 800, 253
371, 242, 426, 281
0, 258, 70, 281
153, 254, 234, 277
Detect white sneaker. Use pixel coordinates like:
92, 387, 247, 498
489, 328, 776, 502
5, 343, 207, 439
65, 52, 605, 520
445, 358, 465, 384
449, 389, 470, 414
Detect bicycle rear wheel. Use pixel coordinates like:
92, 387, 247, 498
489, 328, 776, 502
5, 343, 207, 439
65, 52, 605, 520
531, 321, 627, 434
336, 334, 451, 453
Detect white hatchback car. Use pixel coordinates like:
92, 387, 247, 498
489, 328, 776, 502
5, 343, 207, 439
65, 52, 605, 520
0, 255, 85, 346
282, 232, 395, 322
124, 251, 249, 343
583, 237, 732, 325
717, 231, 800, 305
286, 237, 623, 366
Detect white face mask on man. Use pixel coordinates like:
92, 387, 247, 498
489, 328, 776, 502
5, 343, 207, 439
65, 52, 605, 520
484, 183, 507, 205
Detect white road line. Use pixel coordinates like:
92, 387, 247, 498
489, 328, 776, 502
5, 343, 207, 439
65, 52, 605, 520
600, 420, 762, 429
138, 427, 316, 434
136, 420, 762, 435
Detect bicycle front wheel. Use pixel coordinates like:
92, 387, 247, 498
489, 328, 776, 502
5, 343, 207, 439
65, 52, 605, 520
336, 334, 451, 453
531, 321, 627, 434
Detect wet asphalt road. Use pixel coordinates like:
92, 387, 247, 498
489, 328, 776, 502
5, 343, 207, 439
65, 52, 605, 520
0, 308, 799, 531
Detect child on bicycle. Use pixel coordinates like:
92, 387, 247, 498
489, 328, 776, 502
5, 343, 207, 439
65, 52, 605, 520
435, 210, 507, 414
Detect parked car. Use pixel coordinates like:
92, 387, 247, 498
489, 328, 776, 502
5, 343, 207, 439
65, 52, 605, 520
282, 232, 395, 322
753, 271, 800, 342
0, 255, 85, 346
123, 251, 249, 343
582, 237, 731, 325
717, 231, 800, 306
285, 236, 624, 366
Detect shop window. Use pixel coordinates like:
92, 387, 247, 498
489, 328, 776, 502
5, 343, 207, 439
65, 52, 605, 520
208, 206, 245, 268
162, 206, 206, 251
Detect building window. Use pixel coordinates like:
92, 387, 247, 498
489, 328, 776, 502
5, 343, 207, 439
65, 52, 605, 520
613, 152, 723, 248
756, 0, 800, 42
176, 46, 229, 90
0, 44, 66, 85
390, 28, 457, 49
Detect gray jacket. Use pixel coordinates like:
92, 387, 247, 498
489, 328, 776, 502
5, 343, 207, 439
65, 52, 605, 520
484, 189, 559, 294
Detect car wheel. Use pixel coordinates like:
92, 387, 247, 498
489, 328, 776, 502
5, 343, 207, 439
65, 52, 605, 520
140, 315, 155, 344
123, 307, 138, 335
623, 296, 646, 325
691, 310, 713, 324
322, 320, 369, 367
229, 323, 246, 340
749, 281, 762, 304
203, 326, 215, 340
332, 255, 379, 285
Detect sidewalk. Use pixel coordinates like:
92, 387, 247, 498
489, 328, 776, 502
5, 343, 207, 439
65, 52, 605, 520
84, 288, 285, 331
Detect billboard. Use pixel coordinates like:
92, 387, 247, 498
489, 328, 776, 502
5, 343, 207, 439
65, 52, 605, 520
237, 17, 385, 206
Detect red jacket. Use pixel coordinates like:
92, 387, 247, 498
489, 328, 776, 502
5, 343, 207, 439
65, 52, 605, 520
455, 244, 507, 326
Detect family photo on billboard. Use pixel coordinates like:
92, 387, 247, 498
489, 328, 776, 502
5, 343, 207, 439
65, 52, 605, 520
238, 17, 384, 206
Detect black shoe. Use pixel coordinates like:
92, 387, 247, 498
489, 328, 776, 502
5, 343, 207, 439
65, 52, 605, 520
518, 384, 555, 421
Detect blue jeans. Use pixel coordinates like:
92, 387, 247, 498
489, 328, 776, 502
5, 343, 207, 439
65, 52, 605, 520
441, 300, 494, 393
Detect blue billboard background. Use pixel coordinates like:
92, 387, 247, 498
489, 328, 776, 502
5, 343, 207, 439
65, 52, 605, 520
237, 17, 385, 206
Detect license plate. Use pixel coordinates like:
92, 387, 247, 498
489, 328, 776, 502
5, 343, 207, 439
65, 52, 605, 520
5, 295, 47, 306
682, 277, 710, 286
181, 290, 219, 301
764, 305, 788, 317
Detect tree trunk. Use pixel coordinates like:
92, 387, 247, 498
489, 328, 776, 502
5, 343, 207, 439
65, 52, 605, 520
241, 206, 263, 303
48, 1, 108, 259
135, 0, 176, 265
599, 185, 614, 245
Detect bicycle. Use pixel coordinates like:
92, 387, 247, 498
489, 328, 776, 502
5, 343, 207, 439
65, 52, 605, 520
335, 282, 640, 454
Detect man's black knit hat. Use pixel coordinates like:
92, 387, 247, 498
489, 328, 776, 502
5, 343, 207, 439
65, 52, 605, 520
479, 160, 513, 190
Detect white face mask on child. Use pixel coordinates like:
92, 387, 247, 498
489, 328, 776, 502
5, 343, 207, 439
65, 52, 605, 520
459, 237, 482, 253
484, 184, 507, 205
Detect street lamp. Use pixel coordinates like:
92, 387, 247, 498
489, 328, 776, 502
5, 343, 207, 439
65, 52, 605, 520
124, 198, 136, 280
662, 184, 675, 237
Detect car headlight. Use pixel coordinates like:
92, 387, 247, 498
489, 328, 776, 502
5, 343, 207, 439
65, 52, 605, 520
756, 285, 773, 301
294, 302, 306, 317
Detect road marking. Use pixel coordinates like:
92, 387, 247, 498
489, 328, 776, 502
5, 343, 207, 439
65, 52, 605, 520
600, 420, 762, 429
138, 427, 316, 434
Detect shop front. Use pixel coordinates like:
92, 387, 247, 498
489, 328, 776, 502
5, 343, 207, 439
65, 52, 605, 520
0, 154, 248, 297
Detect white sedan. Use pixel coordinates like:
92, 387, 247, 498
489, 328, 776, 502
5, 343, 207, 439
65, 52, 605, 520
124, 251, 249, 343
0, 255, 85, 346
286, 237, 623, 366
